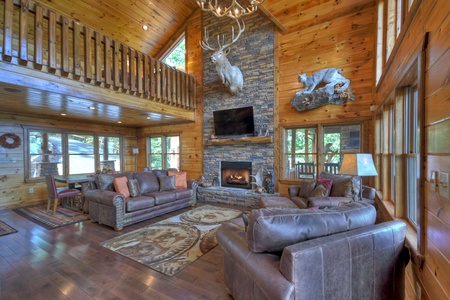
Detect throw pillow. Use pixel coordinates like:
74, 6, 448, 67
127, 179, 141, 197
309, 184, 328, 197
168, 170, 187, 189
134, 172, 159, 193
298, 179, 316, 198
158, 175, 176, 191
113, 176, 130, 198
329, 177, 353, 197
316, 177, 333, 196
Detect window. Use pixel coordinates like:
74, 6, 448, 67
161, 34, 186, 71
99, 136, 121, 173
147, 135, 180, 171
25, 128, 122, 180
283, 124, 361, 179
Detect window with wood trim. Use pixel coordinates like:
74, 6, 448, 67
282, 124, 362, 180
161, 34, 186, 72
25, 128, 122, 181
147, 134, 181, 171
376, 0, 417, 84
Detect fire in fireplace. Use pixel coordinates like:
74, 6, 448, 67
220, 161, 252, 189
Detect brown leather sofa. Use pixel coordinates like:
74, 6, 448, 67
84, 170, 197, 230
217, 202, 410, 300
289, 171, 376, 208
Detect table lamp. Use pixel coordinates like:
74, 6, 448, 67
339, 153, 378, 201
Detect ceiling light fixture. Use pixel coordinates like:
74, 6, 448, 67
196, 0, 266, 19
88, 106, 96, 110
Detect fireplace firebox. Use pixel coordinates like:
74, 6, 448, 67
220, 161, 252, 189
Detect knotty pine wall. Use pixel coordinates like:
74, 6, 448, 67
0, 113, 136, 210
136, 10, 203, 181
373, 0, 450, 299
275, 3, 377, 195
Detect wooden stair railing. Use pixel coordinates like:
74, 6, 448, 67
0, 0, 196, 110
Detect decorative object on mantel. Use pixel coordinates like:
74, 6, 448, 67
0, 133, 21, 149
200, 19, 245, 95
251, 167, 265, 193
196, 0, 266, 19
291, 68, 354, 112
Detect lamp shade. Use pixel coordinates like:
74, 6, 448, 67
339, 153, 378, 176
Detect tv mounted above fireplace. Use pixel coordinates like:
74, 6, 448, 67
213, 106, 255, 138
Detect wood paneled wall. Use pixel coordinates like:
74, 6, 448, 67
0, 113, 136, 210
136, 10, 204, 181
275, 3, 377, 195
373, 0, 450, 299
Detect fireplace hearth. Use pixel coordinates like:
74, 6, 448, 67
220, 161, 252, 189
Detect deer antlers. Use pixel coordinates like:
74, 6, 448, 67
200, 19, 245, 51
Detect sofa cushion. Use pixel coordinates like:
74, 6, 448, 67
145, 191, 177, 205
316, 176, 333, 196
168, 171, 187, 189
134, 172, 159, 194
175, 188, 192, 200
113, 176, 130, 198
159, 175, 176, 191
125, 196, 155, 212
127, 179, 141, 197
246, 201, 376, 253
298, 179, 316, 198
153, 169, 168, 177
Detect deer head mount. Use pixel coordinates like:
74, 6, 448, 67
200, 19, 245, 95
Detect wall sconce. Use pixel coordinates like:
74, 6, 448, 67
132, 147, 139, 154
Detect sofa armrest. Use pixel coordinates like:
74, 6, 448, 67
362, 185, 376, 200
279, 220, 408, 300
288, 185, 301, 198
84, 189, 125, 207
307, 196, 352, 208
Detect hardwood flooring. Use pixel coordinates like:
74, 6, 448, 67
0, 203, 246, 300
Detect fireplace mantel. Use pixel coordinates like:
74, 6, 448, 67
204, 135, 273, 146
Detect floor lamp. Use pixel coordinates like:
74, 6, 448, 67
339, 153, 378, 201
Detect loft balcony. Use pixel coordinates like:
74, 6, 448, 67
0, 0, 196, 127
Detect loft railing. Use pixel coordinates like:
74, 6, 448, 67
0, 0, 196, 110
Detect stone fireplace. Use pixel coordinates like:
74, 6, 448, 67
201, 11, 275, 188
220, 161, 252, 189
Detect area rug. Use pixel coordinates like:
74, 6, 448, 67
0, 220, 18, 236
13, 204, 90, 230
100, 205, 242, 276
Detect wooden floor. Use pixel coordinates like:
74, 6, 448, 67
0, 203, 246, 300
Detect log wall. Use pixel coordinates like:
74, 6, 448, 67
275, 2, 377, 195
374, 0, 450, 299
136, 10, 204, 181
0, 113, 136, 210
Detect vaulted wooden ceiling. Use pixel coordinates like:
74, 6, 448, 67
0, 0, 374, 128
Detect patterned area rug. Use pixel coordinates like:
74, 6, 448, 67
0, 220, 18, 236
101, 205, 243, 276
13, 204, 90, 230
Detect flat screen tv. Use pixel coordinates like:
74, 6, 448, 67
213, 106, 255, 138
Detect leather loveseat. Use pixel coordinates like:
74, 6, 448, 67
84, 170, 198, 230
217, 202, 410, 300
289, 171, 376, 209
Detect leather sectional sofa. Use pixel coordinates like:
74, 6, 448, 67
217, 202, 410, 300
84, 170, 198, 230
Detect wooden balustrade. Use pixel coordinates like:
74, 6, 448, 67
0, 0, 196, 110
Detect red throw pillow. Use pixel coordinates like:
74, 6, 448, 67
316, 177, 333, 196
168, 171, 187, 189
113, 176, 130, 198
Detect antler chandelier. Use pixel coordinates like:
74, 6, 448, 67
196, 0, 266, 19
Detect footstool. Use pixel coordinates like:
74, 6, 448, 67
259, 196, 299, 209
